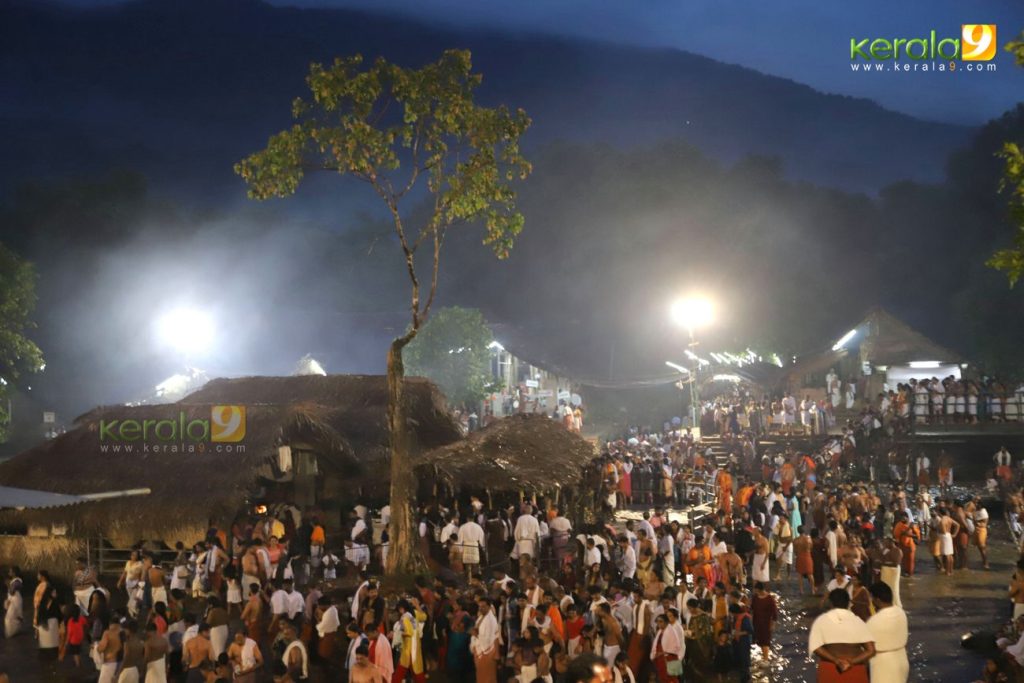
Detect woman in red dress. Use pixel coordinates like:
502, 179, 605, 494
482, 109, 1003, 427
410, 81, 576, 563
750, 582, 779, 661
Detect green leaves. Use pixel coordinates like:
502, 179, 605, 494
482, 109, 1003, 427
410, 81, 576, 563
0, 243, 44, 442
988, 38, 1024, 286
404, 307, 494, 407
235, 49, 531, 256
1008, 31, 1024, 67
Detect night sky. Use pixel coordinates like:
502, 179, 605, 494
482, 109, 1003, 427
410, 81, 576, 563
57, 0, 1024, 124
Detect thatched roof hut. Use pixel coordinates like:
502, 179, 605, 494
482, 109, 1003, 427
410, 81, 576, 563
417, 414, 595, 496
0, 375, 461, 545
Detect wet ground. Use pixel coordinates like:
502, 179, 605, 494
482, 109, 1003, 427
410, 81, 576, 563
1, 527, 1016, 682
752, 529, 1014, 683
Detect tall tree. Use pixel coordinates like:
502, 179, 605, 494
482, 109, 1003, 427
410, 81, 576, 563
404, 306, 495, 409
987, 31, 1024, 285
0, 243, 44, 441
235, 50, 531, 575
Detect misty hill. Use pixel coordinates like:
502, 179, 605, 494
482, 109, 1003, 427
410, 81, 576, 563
0, 0, 970, 197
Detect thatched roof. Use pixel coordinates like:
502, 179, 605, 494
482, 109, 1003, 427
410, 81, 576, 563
782, 307, 965, 383
0, 375, 461, 542
418, 414, 596, 493
855, 308, 963, 366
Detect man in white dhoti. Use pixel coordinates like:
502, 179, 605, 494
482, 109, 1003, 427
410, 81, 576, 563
471, 597, 500, 683
72, 557, 98, 616
866, 582, 909, 682
808, 589, 875, 683
457, 514, 486, 578
513, 508, 540, 561
4, 571, 23, 638
879, 539, 902, 608
801, 396, 815, 434
143, 622, 169, 682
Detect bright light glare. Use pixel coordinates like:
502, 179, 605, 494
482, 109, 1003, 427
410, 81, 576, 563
909, 361, 941, 369
665, 361, 690, 375
155, 308, 214, 355
670, 297, 714, 331
831, 329, 857, 351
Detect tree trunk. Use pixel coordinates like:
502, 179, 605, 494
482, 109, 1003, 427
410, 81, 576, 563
384, 336, 424, 576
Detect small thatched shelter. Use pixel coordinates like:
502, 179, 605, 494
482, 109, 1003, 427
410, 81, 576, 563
0, 375, 461, 549
416, 414, 596, 503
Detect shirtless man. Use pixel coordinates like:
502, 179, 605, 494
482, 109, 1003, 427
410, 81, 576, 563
718, 543, 745, 591
143, 622, 169, 682
880, 539, 903, 607
183, 622, 214, 682
971, 498, 990, 570
839, 538, 865, 581
96, 619, 122, 683
793, 528, 815, 594
226, 629, 263, 683
596, 603, 623, 662
145, 554, 168, 608
119, 620, 146, 683
752, 528, 772, 588
952, 502, 972, 570
937, 509, 960, 577
241, 545, 262, 599
241, 583, 263, 641
348, 645, 385, 683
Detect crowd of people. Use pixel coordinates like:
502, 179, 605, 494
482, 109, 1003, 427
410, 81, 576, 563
2, 418, 1024, 682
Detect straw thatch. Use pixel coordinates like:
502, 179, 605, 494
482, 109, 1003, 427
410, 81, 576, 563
781, 307, 965, 388
417, 413, 596, 493
856, 308, 963, 366
0, 375, 461, 544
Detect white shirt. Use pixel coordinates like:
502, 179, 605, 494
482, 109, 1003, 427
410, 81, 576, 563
618, 546, 637, 579
316, 605, 340, 637
514, 514, 540, 543
808, 608, 874, 655
584, 546, 602, 568
471, 611, 500, 656
457, 521, 485, 553
650, 624, 684, 659
271, 589, 305, 619
825, 530, 838, 566
440, 521, 459, 544
549, 516, 572, 537
866, 605, 908, 653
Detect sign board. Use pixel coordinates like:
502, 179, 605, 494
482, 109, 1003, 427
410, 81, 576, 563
535, 390, 554, 398
525, 379, 539, 388
42, 411, 55, 424
557, 390, 571, 401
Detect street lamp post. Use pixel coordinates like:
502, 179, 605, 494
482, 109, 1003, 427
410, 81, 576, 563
670, 297, 714, 430
686, 326, 699, 428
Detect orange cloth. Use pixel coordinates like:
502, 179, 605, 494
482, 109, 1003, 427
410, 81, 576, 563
737, 486, 754, 508
717, 472, 733, 513
310, 525, 326, 545
686, 546, 714, 585
546, 605, 565, 642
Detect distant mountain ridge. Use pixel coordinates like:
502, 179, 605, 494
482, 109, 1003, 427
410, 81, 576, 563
0, 0, 972, 196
